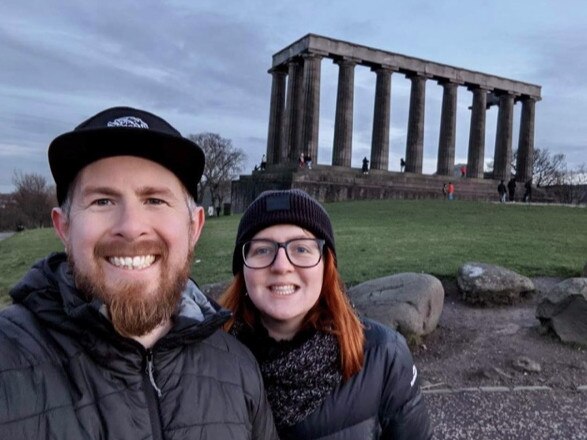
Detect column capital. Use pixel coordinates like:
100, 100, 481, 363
466, 84, 493, 92
333, 56, 360, 66
405, 71, 432, 80
370, 64, 398, 73
303, 49, 328, 58
437, 78, 463, 86
515, 94, 541, 103
267, 66, 288, 75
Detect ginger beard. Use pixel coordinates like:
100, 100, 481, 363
68, 237, 193, 338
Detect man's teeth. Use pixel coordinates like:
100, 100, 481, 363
271, 285, 296, 295
109, 255, 155, 270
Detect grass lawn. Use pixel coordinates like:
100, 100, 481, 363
1, 199, 585, 306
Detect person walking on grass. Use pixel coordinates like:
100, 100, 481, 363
447, 181, 455, 200
498, 180, 507, 203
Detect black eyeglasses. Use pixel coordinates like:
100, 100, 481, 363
242, 238, 325, 269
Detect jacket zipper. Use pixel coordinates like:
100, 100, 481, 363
144, 349, 164, 440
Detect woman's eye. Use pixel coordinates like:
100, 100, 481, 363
252, 246, 272, 256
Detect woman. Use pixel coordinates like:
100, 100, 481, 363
220, 189, 432, 439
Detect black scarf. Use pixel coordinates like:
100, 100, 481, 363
231, 322, 342, 431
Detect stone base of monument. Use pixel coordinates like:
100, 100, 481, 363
231, 165, 554, 213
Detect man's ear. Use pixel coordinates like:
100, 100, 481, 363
52, 207, 70, 246
189, 206, 205, 249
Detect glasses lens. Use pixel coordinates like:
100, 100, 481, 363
285, 239, 323, 267
243, 240, 276, 268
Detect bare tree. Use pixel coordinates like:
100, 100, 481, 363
189, 133, 246, 209
529, 148, 567, 187
11, 171, 55, 228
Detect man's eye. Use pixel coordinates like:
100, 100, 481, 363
92, 199, 112, 206
146, 198, 165, 205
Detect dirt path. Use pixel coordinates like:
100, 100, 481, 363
413, 277, 586, 391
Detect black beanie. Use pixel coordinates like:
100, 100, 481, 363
232, 189, 336, 274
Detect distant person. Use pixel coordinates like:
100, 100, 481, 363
0, 106, 277, 439
523, 179, 533, 203
498, 180, 507, 203
442, 182, 448, 199
260, 153, 267, 171
400, 157, 406, 172
298, 152, 305, 168
447, 181, 455, 200
460, 165, 467, 178
304, 152, 312, 169
220, 189, 432, 439
507, 178, 517, 202
362, 156, 370, 174
208, 205, 215, 217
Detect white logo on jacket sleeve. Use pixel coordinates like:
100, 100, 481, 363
107, 116, 149, 129
410, 365, 418, 387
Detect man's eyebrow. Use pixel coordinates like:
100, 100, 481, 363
136, 186, 178, 199
80, 186, 120, 198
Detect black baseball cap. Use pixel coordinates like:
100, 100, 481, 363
48, 106, 205, 204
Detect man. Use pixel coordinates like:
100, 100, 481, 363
498, 179, 507, 203
447, 181, 455, 200
507, 177, 517, 202
0, 107, 277, 439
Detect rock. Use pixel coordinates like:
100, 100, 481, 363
536, 278, 587, 346
348, 272, 444, 337
512, 356, 541, 373
457, 262, 535, 305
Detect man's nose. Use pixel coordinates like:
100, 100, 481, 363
111, 202, 149, 240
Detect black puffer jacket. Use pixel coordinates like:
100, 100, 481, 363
269, 319, 432, 439
0, 253, 277, 439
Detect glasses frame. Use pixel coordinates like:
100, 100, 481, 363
242, 238, 325, 269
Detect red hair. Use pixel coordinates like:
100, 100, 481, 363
219, 248, 365, 380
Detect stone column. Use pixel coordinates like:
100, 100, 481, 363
300, 53, 323, 166
436, 80, 459, 176
370, 66, 394, 170
281, 59, 304, 163
516, 96, 536, 183
405, 73, 427, 173
266, 67, 287, 165
493, 92, 515, 181
466, 86, 488, 178
332, 58, 356, 167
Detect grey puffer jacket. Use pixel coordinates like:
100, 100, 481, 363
0, 252, 277, 440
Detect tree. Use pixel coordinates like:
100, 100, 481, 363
527, 148, 566, 187
189, 133, 246, 209
11, 171, 55, 228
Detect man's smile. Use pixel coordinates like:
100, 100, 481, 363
108, 255, 156, 270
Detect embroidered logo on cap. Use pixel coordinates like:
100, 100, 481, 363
107, 116, 149, 129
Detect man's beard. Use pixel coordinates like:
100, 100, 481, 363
68, 239, 193, 338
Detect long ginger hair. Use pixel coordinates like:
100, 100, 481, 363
219, 248, 365, 380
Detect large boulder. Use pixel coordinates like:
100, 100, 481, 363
457, 262, 534, 305
536, 278, 587, 347
348, 273, 444, 337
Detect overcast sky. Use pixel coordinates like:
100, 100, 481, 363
2, 0, 586, 193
